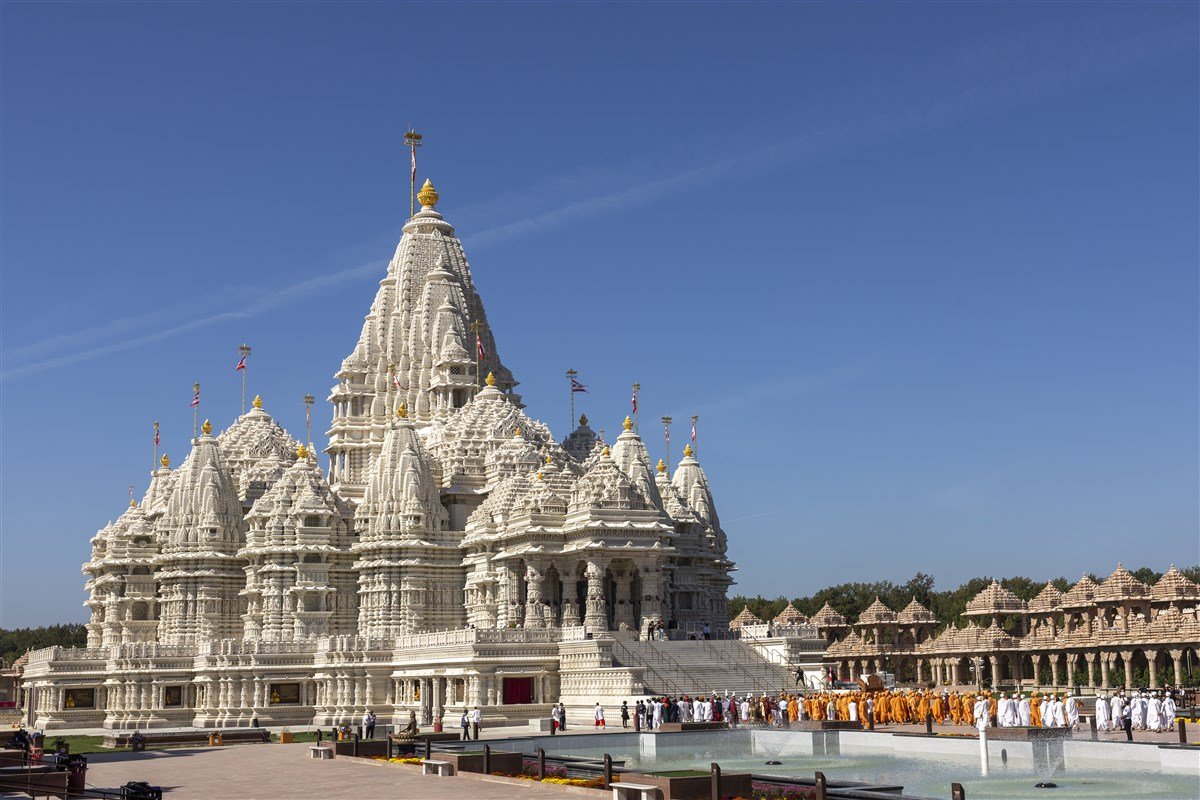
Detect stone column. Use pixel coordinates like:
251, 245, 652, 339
583, 562, 608, 634
419, 678, 432, 724
1170, 649, 1184, 687
1121, 651, 1134, 689
1100, 653, 1111, 688
433, 678, 444, 725
524, 563, 546, 629
916, 659, 925, 684
613, 569, 636, 632
1049, 655, 1060, 687
989, 655, 1001, 687
1084, 653, 1096, 688
1066, 653, 1076, 689
1031, 654, 1041, 686
951, 660, 961, 686
1145, 649, 1158, 689
637, 565, 663, 637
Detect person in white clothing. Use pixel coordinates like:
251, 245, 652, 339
1132, 693, 1147, 730
1110, 693, 1125, 732
1163, 694, 1178, 731
739, 698, 750, 724
1095, 693, 1111, 731
1018, 694, 1031, 727
1147, 695, 1162, 732
1065, 695, 1079, 729
973, 696, 990, 732
594, 703, 606, 728
848, 699, 858, 722
651, 699, 663, 729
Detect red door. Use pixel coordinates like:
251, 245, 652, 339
502, 677, 533, 705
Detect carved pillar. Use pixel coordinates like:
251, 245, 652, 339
637, 565, 663, 636
916, 659, 925, 684
1145, 649, 1158, 689
524, 563, 546, 629
1084, 653, 1096, 688
951, 660, 961, 686
583, 561, 608, 633
1031, 654, 1041, 686
1170, 649, 1184, 687
613, 569, 636, 632
1049, 655, 1060, 687
1121, 651, 1134, 689
1066, 653, 1076, 689
420, 678, 432, 724
1100, 653, 1110, 688
989, 655, 1001, 687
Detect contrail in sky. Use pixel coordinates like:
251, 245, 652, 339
1, 21, 1191, 382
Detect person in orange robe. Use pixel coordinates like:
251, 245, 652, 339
1030, 694, 1042, 727
988, 693, 998, 726
932, 693, 946, 724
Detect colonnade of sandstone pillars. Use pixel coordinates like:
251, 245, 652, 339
833, 647, 1193, 690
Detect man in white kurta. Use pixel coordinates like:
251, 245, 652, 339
1095, 694, 1111, 731
1162, 694, 1177, 731
1110, 693, 1125, 731
1065, 695, 1079, 729
1018, 694, 1031, 727
1131, 693, 1147, 730
1147, 695, 1162, 732
651, 700, 662, 729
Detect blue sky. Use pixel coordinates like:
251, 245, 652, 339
2, 2, 1197, 626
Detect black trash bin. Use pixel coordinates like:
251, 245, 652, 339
65, 754, 87, 795
121, 780, 163, 800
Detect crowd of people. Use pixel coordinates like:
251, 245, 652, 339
611, 686, 1185, 734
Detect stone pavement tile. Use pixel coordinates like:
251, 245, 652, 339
79, 743, 599, 800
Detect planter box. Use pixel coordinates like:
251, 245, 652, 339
333, 740, 389, 759
441, 750, 523, 775
279, 732, 294, 744
620, 771, 752, 800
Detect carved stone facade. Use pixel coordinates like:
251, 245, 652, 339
21, 177, 736, 731
822, 566, 1200, 691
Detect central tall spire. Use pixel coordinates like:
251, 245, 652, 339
326, 179, 520, 501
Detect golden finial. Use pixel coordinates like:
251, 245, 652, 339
579, 413, 588, 426
129, 498, 137, 508
683, 443, 693, 457
296, 444, 308, 460
485, 372, 497, 387
252, 395, 263, 409
397, 402, 409, 419
622, 416, 633, 431
514, 426, 522, 437
602, 446, 611, 457
201, 419, 212, 435
545, 454, 553, 464
417, 178, 439, 209
161, 454, 171, 468
536, 472, 544, 481
656, 459, 666, 473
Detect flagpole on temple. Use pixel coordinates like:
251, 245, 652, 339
691, 414, 699, 455
566, 369, 578, 427
470, 320, 484, 391
303, 393, 315, 449
153, 421, 160, 469
238, 343, 252, 413
632, 383, 641, 433
404, 129, 423, 218
661, 416, 672, 469
192, 383, 201, 439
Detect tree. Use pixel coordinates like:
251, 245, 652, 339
0, 624, 87, 666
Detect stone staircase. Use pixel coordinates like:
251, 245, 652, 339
608, 638, 793, 697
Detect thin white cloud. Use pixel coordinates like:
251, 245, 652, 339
1, 20, 1190, 381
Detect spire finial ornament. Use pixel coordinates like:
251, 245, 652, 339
296, 444, 309, 460
485, 371, 497, 387
397, 402, 409, 419
579, 413, 588, 427
130, 498, 137, 508
622, 415, 633, 431
161, 454, 170, 468
201, 419, 212, 436
683, 443, 694, 457
514, 426, 522, 437
252, 394, 263, 409
656, 459, 666, 473
418, 178, 439, 209
545, 453, 553, 464
602, 446, 611, 458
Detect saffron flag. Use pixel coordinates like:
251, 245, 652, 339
154, 426, 160, 447
570, 378, 588, 393
235, 355, 247, 372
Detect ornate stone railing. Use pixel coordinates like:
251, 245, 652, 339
394, 627, 563, 649
26, 647, 110, 665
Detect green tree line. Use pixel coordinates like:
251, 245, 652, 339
728, 565, 1200, 632
0, 624, 87, 666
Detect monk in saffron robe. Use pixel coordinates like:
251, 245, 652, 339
1030, 694, 1042, 727
932, 693, 946, 724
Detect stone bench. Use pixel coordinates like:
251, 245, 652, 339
421, 759, 455, 777
309, 746, 333, 760
611, 783, 662, 800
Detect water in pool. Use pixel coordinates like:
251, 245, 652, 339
553, 735, 1199, 799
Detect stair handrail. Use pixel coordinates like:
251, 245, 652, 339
607, 637, 687, 697
695, 638, 781, 695
732, 627, 799, 683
